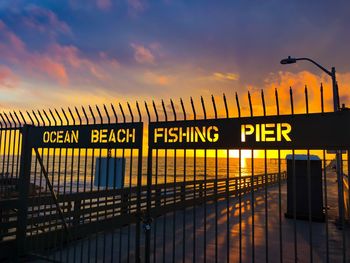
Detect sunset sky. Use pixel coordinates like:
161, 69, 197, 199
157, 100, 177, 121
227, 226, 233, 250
0, 0, 350, 119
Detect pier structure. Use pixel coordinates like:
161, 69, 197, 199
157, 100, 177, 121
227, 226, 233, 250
0, 89, 349, 262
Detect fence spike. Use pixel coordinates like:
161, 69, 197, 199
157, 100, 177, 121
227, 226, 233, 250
320, 83, 324, 113
9, 112, 17, 128
95, 105, 103, 124
54, 109, 63, 125
68, 107, 76, 125
26, 111, 35, 125
136, 101, 142, 122
336, 81, 340, 110
127, 102, 134, 123
247, 91, 253, 117
49, 109, 57, 126
103, 104, 110, 124
119, 103, 126, 123
88, 105, 96, 125
223, 93, 229, 118
0, 115, 3, 128
200, 96, 207, 120
48, 109, 57, 126
261, 90, 266, 116
180, 98, 186, 121
61, 108, 69, 125
19, 111, 26, 125
235, 92, 241, 118
161, 99, 168, 122
170, 99, 176, 121
74, 107, 82, 125
190, 97, 196, 120
37, 110, 46, 126
32, 110, 40, 126
4, 112, 13, 128
275, 88, 280, 116
81, 106, 89, 125
111, 104, 118, 123
13, 111, 22, 127
211, 95, 217, 119
289, 87, 294, 115
152, 100, 159, 122
0, 113, 7, 128
4, 112, 12, 128
305, 85, 309, 114
43, 110, 51, 126
144, 101, 151, 122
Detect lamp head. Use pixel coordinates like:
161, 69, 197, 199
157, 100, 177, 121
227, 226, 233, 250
280, 56, 297, 65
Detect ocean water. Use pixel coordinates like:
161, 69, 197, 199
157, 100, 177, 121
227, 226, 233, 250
22, 155, 288, 194
1, 153, 339, 195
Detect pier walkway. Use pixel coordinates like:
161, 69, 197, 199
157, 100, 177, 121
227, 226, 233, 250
38, 170, 349, 263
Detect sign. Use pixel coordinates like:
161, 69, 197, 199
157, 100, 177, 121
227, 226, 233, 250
30, 122, 143, 149
149, 111, 350, 150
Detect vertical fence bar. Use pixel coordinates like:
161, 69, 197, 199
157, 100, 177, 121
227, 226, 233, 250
223, 93, 230, 263
235, 92, 242, 263
190, 97, 197, 263
16, 124, 32, 260
200, 96, 207, 263
305, 86, 313, 263
136, 102, 142, 263
211, 95, 219, 263
275, 88, 283, 263
145, 101, 152, 263
261, 89, 269, 263
247, 91, 255, 262
320, 83, 330, 263
290, 87, 298, 263
170, 99, 177, 263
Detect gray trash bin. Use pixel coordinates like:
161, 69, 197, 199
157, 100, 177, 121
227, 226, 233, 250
285, 154, 324, 221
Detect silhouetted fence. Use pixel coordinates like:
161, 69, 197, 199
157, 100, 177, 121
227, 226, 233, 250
0, 86, 349, 262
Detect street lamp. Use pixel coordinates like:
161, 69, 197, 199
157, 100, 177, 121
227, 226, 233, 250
280, 56, 339, 111
280, 56, 344, 223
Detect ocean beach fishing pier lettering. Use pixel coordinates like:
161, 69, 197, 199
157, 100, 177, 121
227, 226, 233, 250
241, 123, 292, 142
31, 123, 143, 148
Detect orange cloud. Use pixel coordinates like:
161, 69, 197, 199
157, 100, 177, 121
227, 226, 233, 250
213, 72, 239, 81
0, 20, 121, 86
238, 70, 350, 117
130, 43, 155, 64
143, 72, 172, 86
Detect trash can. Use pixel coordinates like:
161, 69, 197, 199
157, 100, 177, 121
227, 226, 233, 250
285, 154, 324, 221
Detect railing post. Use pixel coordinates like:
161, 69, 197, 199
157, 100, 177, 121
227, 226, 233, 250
181, 183, 185, 203
73, 200, 81, 226
16, 124, 32, 259
145, 146, 152, 263
121, 192, 129, 214
155, 188, 161, 207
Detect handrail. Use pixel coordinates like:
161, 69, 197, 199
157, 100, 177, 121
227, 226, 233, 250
0, 171, 287, 243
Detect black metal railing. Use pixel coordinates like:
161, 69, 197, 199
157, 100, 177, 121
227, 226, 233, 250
0, 84, 349, 262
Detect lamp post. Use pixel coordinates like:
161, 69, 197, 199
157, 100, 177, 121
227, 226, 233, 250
280, 56, 344, 223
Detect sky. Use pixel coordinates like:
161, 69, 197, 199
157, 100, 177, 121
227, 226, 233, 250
0, 0, 350, 119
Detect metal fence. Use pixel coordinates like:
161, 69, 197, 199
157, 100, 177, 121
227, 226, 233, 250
0, 85, 350, 262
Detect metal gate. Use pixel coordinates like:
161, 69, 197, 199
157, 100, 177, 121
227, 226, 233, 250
0, 105, 145, 262
144, 88, 350, 263
0, 86, 349, 262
